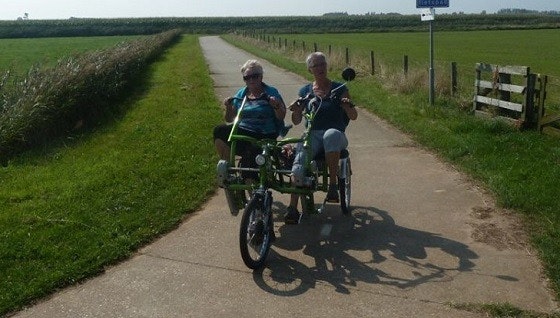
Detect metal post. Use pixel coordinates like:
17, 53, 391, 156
451, 62, 457, 96
429, 18, 435, 105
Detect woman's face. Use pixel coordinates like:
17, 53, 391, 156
243, 68, 263, 86
309, 58, 327, 78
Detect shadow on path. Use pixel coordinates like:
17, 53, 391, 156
253, 205, 506, 296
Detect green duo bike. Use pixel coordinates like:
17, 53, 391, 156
216, 68, 356, 269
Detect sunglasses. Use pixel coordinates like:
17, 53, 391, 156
310, 62, 327, 68
243, 73, 262, 81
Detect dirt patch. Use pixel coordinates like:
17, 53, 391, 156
470, 206, 493, 220
469, 206, 529, 251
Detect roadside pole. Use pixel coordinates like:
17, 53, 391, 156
429, 12, 435, 105
417, 0, 450, 105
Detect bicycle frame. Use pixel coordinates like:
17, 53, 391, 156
218, 97, 337, 215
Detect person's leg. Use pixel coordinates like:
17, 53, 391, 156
213, 124, 233, 160
215, 139, 230, 160
323, 129, 348, 202
285, 143, 305, 224
325, 152, 340, 186
239, 143, 260, 183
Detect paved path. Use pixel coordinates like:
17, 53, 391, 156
13, 36, 558, 317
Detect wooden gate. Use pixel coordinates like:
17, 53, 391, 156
473, 63, 538, 128
536, 75, 560, 137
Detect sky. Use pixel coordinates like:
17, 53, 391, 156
1, 0, 559, 20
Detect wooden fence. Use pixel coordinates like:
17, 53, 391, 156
536, 75, 560, 136
472, 63, 539, 128
472, 63, 560, 135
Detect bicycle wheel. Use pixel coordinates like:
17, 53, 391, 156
339, 158, 352, 214
239, 192, 273, 269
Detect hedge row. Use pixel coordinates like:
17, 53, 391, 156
0, 29, 182, 162
0, 14, 559, 38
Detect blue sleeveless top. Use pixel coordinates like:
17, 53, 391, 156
232, 83, 285, 136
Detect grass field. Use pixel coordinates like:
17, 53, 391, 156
279, 29, 560, 73
0, 35, 221, 316
275, 29, 560, 107
0, 35, 142, 76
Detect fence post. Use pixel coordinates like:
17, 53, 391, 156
370, 51, 375, 75
525, 72, 537, 125
314, 43, 318, 52
403, 55, 409, 75
451, 62, 458, 96
345, 47, 349, 66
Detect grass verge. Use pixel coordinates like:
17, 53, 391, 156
451, 302, 560, 318
0, 35, 222, 316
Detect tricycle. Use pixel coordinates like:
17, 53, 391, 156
216, 67, 356, 269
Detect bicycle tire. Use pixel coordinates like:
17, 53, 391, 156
239, 193, 272, 269
339, 158, 352, 214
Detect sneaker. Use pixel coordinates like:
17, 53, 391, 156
284, 206, 301, 224
326, 183, 339, 203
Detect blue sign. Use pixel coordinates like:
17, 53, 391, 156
416, 0, 449, 8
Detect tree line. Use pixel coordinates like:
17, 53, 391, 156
0, 13, 559, 38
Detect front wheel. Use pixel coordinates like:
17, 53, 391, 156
239, 192, 273, 269
339, 158, 352, 214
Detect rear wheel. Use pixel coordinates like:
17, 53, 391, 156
239, 193, 272, 269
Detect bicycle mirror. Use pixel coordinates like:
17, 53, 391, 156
342, 67, 356, 82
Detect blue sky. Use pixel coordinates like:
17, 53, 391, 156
1, 0, 559, 20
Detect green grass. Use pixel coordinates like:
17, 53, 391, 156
223, 33, 560, 312
0, 35, 222, 316
452, 302, 560, 318
272, 29, 560, 107
0, 36, 142, 76
278, 29, 560, 74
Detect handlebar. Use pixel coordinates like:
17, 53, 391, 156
229, 133, 302, 147
227, 93, 271, 105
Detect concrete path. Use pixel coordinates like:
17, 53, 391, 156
13, 36, 558, 317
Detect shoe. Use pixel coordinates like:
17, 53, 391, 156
284, 206, 301, 224
326, 184, 339, 203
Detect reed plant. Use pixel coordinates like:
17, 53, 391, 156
0, 29, 182, 163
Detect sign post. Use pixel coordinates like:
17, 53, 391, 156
416, 0, 449, 105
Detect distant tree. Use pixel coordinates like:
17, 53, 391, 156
323, 12, 348, 16
498, 8, 539, 14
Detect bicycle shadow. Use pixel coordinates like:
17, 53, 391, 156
253, 204, 484, 296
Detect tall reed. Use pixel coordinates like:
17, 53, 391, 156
0, 29, 182, 163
